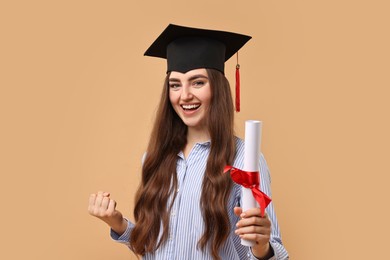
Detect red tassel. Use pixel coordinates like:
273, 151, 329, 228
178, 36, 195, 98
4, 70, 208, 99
235, 64, 240, 112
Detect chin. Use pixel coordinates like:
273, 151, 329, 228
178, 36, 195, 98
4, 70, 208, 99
183, 121, 200, 128
184, 121, 206, 130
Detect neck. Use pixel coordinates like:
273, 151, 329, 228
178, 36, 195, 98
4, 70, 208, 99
183, 126, 210, 158
187, 126, 210, 144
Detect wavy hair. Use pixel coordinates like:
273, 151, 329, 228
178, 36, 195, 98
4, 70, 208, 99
129, 69, 235, 260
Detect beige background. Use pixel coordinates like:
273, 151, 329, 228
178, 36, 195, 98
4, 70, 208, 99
1, 0, 389, 259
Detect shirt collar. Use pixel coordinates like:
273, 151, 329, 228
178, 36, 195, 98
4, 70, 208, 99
177, 140, 211, 159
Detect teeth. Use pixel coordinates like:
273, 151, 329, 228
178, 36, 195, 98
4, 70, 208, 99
182, 104, 200, 110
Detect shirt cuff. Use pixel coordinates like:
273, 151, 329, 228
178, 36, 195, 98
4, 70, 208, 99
248, 244, 276, 260
110, 218, 133, 244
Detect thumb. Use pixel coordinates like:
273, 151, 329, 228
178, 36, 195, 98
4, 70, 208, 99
234, 207, 242, 217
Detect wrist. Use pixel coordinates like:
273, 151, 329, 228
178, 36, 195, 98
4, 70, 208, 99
252, 242, 274, 260
107, 217, 127, 235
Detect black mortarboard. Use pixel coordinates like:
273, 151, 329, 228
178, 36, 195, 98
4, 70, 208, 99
144, 24, 252, 74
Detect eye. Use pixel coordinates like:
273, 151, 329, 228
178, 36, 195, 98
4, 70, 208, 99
169, 83, 181, 90
192, 81, 205, 87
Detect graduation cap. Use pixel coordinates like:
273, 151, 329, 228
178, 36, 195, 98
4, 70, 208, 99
144, 24, 252, 111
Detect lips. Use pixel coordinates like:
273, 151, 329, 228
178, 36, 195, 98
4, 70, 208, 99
181, 104, 200, 111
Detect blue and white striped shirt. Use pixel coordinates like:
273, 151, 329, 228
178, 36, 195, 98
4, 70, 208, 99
111, 137, 288, 259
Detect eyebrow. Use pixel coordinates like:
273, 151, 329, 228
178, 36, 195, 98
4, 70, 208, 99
169, 74, 208, 82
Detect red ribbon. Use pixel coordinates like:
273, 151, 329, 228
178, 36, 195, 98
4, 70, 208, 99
224, 166, 272, 217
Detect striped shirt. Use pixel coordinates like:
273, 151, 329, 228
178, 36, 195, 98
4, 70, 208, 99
111, 137, 289, 259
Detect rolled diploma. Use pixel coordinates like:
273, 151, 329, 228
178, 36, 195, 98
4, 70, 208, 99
241, 120, 262, 246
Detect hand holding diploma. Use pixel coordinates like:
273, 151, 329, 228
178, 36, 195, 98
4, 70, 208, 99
234, 207, 273, 259
225, 120, 273, 255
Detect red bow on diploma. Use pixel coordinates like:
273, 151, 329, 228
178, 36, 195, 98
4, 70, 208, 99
224, 166, 272, 217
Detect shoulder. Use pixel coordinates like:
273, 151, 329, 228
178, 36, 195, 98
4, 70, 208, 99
234, 136, 245, 155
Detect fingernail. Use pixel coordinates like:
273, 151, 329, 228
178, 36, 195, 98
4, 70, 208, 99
240, 213, 246, 218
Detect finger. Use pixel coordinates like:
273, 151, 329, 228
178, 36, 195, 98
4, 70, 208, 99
235, 225, 265, 235
95, 192, 104, 207
234, 207, 242, 217
236, 225, 270, 236
108, 198, 117, 213
101, 196, 110, 210
88, 194, 97, 213
89, 193, 97, 207
242, 208, 267, 218
237, 216, 271, 228
103, 192, 110, 197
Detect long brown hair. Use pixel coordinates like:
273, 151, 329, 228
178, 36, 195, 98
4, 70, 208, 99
129, 69, 235, 260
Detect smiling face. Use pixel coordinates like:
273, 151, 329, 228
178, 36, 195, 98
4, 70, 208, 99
169, 68, 212, 132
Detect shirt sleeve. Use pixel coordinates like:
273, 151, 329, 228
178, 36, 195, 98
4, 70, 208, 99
247, 244, 285, 260
260, 154, 289, 259
245, 154, 289, 259
110, 218, 134, 247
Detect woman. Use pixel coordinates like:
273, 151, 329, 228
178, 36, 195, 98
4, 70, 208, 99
88, 24, 288, 260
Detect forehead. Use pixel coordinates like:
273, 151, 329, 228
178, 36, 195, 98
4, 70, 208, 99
169, 68, 208, 79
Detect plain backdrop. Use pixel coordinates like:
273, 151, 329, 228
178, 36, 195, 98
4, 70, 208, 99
1, 0, 389, 259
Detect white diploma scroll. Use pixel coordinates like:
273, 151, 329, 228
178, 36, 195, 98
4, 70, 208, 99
241, 120, 262, 246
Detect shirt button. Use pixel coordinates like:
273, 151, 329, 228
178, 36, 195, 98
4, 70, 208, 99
171, 211, 176, 217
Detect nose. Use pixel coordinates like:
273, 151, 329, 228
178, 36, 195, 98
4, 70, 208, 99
180, 85, 193, 101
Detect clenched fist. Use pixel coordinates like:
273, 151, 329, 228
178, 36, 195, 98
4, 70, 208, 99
88, 191, 127, 235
